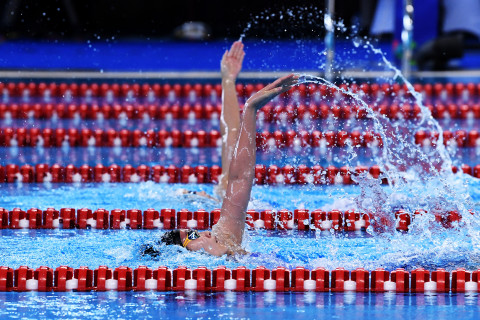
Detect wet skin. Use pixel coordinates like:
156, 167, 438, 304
179, 230, 228, 256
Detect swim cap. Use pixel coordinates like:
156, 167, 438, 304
160, 230, 182, 246
141, 230, 182, 258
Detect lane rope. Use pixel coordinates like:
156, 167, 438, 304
1, 128, 479, 148
0, 207, 466, 231
0, 81, 478, 100
1, 102, 480, 120
0, 163, 477, 185
0, 265, 477, 293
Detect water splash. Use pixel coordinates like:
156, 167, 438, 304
236, 6, 480, 269
238, 6, 324, 42
298, 69, 474, 223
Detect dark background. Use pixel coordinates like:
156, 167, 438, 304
0, 0, 366, 40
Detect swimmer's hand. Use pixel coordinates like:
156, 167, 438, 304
245, 74, 299, 111
221, 41, 245, 81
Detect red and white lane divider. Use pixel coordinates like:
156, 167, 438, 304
0, 163, 478, 185
0, 207, 467, 232
0, 103, 224, 121
2, 102, 480, 121
1, 81, 478, 101
0, 163, 474, 185
0, 128, 223, 148
3, 128, 480, 149
0, 265, 478, 293
0, 82, 222, 102
0, 163, 220, 184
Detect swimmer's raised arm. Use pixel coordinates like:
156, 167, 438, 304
215, 74, 299, 247
218, 41, 245, 197
146, 75, 298, 257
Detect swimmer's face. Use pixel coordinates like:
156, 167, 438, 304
179, 230, 228, 256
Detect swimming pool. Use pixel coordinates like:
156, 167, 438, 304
1, 79, 480, 319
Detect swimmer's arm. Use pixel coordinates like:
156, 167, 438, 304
218, 74, 298, 244
219, 41, 244, 195
217, 102, 257, 243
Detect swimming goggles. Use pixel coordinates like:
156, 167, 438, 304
182, 230, 200, 248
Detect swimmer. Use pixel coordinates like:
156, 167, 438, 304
180, 40, 244, 200
143, 73, 299, 256
175, 188, 219, 202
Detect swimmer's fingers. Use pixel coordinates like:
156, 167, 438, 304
230, 41, 243, 58
234, 43, 245, 61
221, 50, 228, 63
247, 74, 299, 108
263, 74, 299, 92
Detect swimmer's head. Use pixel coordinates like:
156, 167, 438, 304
159, 229, 228, 256
160, 230, 183, 246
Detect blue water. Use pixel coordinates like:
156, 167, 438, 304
1, 179, 480, 272
0, 291, 479, 320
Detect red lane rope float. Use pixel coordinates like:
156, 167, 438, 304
0, 207, 467, 232
2, 102, 480, 121
0, 163, 478, 185
1, 81, 479, 100
2, 128, 480, 148
0, 265, 478, 293
0, 103, 223, 121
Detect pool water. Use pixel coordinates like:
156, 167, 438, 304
1, 177, 480, 270
1, 291, 479, 320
